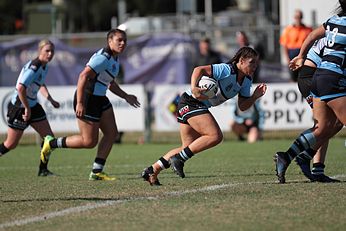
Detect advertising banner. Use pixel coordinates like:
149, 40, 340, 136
152, 83, 314, 131
0, 85, 145, 133
0, 33, 196, 87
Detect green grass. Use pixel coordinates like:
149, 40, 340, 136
0, 138, 345, 231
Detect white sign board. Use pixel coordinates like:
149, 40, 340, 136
0, 85, 145, 133
152, 83, 314, 131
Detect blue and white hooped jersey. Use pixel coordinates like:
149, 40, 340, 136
306, 37, 327, 67
186, 63, 252, 107
11, 58, 48, 108
86, 46, 120, 96
319, 14, 346, 75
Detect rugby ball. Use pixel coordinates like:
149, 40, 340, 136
198, 76, 218, 98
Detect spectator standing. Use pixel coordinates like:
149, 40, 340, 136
279, 9, 312, 82
194, 37, 222, 67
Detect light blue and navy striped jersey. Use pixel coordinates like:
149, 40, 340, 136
306, 37, 327, 67
186, 63, 252, 107
320, 14, 346, 74
86, 46, 120, 96
11, 58, 48, 107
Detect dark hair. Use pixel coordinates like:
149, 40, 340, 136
236, 31, 247, 38
337, 0, 346, 14
200, 37, 211, 44
107, 28, 126, 41
228, 46, 258, 64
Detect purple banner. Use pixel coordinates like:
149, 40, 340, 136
0, 33, 196, 86
121, 33, 196, 84
0, 37, 92, 86
0, 34, 291, 87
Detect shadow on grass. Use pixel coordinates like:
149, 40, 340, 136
1, 196, 130, 203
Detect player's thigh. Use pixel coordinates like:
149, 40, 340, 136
179, 123, 200, 147
327, 96, 346, 125
99, 107, 117, 138
30, 119, 54, 138
187, 113, 222, 137
312, 98, 337, 139
77, 118, 99, 141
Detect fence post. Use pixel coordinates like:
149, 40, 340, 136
144, 84, 153, 143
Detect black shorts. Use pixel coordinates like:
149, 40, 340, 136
311, 68, 346, 101
7, 102, 46, 130
297, 65, 315, 108
73, 92, 112, 122
241, 121, 259, 132
176, 93, 210, 124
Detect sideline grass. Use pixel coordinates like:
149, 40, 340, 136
0, 138, 345, 231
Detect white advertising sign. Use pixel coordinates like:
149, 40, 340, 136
152, 83, 314, 131
0, 85, 145, 133
260, 83, 313, 130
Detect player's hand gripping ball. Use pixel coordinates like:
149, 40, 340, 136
198, 76, 218, 98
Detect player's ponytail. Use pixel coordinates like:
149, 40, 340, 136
337, 0, 346, 14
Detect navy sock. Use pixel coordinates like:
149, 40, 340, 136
312, 162, 325, 175
50, 137, 67, 148
286, 129, 316, 161
156, 157, 171, 169
0, 143, 9, 156
177, 147, 194, 162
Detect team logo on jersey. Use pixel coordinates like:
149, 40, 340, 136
112, 64, 117, 72
30, 64, 38, 71
102, 50, 111, 59
225, 83, 234, 92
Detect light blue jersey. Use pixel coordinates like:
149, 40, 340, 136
86, 47, 120, 96
11, 58, 48, 107
306, 38, 327, 67
186, 63, 252, 107
319, 14, 346, 75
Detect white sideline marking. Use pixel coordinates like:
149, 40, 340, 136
1, 174, 345, 229
0, 182, 245, 229
331, 174, 346, 179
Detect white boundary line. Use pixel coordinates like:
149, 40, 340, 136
0, 181, 252, 229
1, 175, 345, 229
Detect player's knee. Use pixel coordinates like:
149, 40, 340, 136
210, 132, 223, 146
5, 142, 18, 150
83, 139, 98, 148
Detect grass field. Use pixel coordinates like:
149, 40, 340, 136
0, 138, 345, 231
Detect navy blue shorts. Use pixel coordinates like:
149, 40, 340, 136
176, 93, 210, 124
311, 68, 346, 101
73, 92, 112, 122
297, 65, 315, 108
7, 102, 46, 130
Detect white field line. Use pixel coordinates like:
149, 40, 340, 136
1, 174, 345, 229
0, 181, 252, 229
